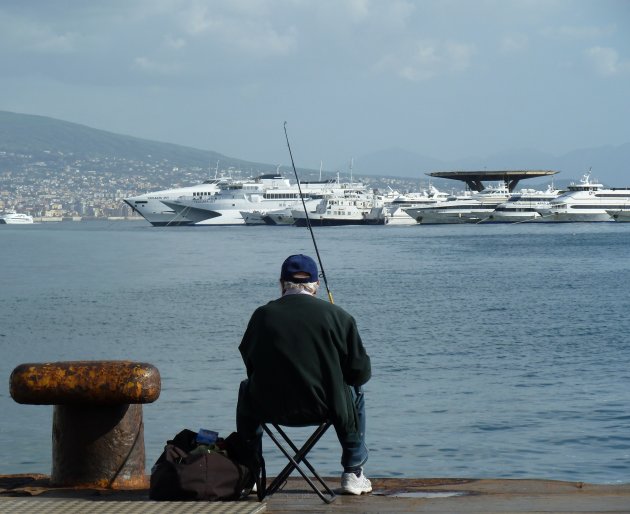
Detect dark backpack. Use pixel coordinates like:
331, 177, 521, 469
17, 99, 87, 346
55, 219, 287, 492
149, 429, 261, 501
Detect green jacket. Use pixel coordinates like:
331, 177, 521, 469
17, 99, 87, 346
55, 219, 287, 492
239, 294, 371, 437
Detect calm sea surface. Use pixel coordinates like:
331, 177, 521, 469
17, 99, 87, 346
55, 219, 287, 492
1, 221, 629, 484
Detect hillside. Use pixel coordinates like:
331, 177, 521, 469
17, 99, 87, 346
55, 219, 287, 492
0, 110, 273, 172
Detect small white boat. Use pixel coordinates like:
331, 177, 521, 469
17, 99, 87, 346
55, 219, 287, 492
292, 190, 386, 226
240, 210, 267, 225
262, 199, 318, 226
383, 186, 451, 225
0, 210, 34, 224
262, 207, 296, 225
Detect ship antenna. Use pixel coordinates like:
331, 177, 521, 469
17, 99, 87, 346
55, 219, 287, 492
284, 122, 334, 304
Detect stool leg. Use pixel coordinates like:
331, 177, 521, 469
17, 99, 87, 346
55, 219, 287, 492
51, 403, 147, 489
263, 423, 336, 503
270, 423, 329, 487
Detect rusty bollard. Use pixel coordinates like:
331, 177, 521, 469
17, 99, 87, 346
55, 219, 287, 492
10, 360, 160, 489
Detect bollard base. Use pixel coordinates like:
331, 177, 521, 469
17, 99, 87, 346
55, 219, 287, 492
51, 403, 147, 489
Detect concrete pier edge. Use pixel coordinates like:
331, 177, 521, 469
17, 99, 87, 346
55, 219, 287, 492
2, 474, 630, 513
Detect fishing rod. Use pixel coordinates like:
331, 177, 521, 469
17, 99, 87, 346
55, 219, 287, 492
283, 121, 334, 304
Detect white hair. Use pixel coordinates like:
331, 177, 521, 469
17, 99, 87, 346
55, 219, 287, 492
281, 280, 319, 295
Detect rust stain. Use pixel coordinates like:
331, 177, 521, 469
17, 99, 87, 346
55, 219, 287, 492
10, 361, 161, 405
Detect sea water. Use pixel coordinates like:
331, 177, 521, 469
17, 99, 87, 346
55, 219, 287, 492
0, 221, 629, 484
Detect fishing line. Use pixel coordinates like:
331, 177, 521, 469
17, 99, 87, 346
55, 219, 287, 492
283, 121, 334, 304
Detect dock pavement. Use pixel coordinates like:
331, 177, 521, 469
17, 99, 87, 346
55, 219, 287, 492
2, 474, 630, 513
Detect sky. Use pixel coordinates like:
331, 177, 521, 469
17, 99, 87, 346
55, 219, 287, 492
0, 0, 629, 170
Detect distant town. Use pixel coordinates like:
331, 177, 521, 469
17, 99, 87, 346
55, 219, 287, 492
0, 150, 425, 221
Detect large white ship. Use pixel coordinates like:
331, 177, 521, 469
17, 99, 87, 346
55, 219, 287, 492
123, 178, 228, 226
537, 171, 630, 222
162, 174, 367, 225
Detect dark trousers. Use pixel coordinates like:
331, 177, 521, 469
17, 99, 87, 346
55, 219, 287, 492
236, 379, 368, 471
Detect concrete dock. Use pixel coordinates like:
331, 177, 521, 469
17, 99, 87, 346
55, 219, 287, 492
2, 474, 629, 513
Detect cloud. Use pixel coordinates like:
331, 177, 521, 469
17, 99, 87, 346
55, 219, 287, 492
543, 24, 616, 40
176, 2, 297, 58
133, 56, 182, 75
376, 39, 476, 81
345, 0, 371, 21
585, 46, 630, 76
164, 35, 187, 50
0, 13, 77, 54
500, 34, 529, 53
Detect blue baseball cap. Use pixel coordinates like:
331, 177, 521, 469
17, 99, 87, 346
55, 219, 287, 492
280, 254, 318, 283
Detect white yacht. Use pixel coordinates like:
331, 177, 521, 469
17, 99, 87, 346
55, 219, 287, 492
292, 189, 386, 226
242, 197, 327, 226
123, 178, 228, 226
382, 186, 451, 225
403, 183, 511, 224
262, 207, 297, 226
163, 175, 366, 226
262, 198, 326, 226
537, 171, 630, 222
0, 210, 34, 224
484, 186, 562, 223
239, 210, 267, 225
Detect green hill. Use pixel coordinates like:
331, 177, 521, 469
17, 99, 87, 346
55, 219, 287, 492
0, 110, 272, 171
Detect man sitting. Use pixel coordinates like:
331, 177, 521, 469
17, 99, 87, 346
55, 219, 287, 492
236, 254, 372, 494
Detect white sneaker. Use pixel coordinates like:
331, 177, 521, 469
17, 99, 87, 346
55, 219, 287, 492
243, 481, 257, 496
340, 470, 372, 495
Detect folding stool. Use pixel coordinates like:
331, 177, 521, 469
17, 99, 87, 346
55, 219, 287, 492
260, 421, 337, 503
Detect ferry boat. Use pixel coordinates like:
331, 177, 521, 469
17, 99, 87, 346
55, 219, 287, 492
163, 175, 367, 225
0, 210, 34, 224
123, 178, 228, 226
483, 186, 562, 223
403, 183, 511, 224
536, 171, 630, 222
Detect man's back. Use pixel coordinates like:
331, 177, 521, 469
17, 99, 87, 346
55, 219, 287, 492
239, 294, 371, 433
